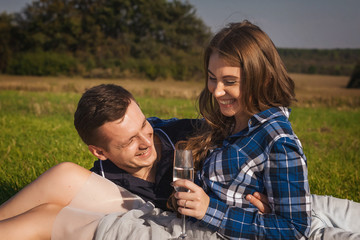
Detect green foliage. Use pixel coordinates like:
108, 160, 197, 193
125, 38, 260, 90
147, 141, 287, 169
0, 0, 210, 80
7, 51, 77, 76
278, 48, 360, 76
0, 12, 13, 72
0, 90, 359, 203
1, 1, 358, 78
347, 62, 360, 88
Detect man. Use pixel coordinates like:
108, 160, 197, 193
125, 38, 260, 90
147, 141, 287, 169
74, 83, 201, 211
0, 83, 216, 240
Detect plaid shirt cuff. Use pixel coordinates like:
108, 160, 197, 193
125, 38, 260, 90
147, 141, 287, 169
199, 197, 228, 231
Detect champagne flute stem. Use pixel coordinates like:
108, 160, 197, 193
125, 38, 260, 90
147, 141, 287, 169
181, 214, 186, 238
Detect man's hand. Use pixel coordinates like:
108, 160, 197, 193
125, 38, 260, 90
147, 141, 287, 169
246, 192, 271, 214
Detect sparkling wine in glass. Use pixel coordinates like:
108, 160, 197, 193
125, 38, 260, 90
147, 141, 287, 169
173, 145, 194, 239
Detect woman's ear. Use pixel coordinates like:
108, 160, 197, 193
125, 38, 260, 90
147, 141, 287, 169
88, 145, 107, 160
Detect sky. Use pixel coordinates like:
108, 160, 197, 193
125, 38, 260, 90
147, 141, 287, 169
1, 0, 359, 49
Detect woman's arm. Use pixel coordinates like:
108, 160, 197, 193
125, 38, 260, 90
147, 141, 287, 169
173, 137, 311, 239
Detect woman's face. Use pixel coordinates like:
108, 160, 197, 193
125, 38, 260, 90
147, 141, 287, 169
207, 52, 245, 122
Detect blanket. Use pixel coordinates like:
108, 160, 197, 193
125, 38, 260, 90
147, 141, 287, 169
94, 201, 222, 240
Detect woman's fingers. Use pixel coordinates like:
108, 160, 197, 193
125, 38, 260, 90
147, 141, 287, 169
172, 179, 199, 192
177, 199, 190, 209
172, 179, 210, 220
176, 198, 207, 219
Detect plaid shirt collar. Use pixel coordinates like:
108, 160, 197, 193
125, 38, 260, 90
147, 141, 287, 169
226, 107, 291, 141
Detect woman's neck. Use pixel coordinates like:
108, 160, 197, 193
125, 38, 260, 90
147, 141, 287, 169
233, 113, 252, 134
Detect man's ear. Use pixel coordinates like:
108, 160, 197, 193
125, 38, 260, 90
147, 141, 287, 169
88, 145, 107, 160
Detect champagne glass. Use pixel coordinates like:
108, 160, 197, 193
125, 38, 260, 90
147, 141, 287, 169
173, 144, 194, 239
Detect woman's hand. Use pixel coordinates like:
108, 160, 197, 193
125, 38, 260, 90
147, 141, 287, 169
172, 179, 210, 220
246, 192, 271, 214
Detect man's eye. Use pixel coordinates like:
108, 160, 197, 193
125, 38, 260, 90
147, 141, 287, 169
208, 76, 216, 81
121, 139, 133, 148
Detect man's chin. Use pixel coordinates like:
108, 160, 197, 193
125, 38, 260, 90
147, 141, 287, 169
138, 153, 157, 166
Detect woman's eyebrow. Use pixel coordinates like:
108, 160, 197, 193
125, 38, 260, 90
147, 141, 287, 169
223, 75, 239, 79
207, 69, 215, 76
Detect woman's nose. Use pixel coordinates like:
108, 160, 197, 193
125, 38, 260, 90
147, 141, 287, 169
213, 82, 225, 97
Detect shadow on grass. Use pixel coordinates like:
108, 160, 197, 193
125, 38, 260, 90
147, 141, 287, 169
0, 182, 19, 204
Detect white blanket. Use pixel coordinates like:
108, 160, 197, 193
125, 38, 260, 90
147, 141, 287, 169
94, 201, 222, 240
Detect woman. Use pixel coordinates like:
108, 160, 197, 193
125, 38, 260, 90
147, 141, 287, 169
171, 20, 311, 239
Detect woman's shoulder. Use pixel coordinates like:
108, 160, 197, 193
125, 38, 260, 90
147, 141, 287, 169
256, 109, 303, 152
231, 107, 297, 148
253, 107, 294, 134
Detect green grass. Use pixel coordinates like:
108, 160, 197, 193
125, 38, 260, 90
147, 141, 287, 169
0, 90, 359, 204
290, 108, 360, 201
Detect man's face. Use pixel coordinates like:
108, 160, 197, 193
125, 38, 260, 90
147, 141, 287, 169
93, 100, 157, 177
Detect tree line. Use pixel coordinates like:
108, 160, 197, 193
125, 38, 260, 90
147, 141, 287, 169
0, 0, 211, 80
278, 48, 359, 77
0, 0, 358, 80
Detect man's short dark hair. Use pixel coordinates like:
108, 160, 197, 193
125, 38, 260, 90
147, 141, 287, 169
74, 84, 135, 148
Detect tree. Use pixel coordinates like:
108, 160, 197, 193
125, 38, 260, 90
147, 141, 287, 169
347, 62, 360, 88
3, 0, 211, 79
0, 12, 13, 72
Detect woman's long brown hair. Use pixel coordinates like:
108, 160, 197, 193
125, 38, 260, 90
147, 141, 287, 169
187, 20, 296, 170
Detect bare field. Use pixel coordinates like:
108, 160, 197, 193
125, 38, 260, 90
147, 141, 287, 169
1, 74, 359, 107
0, 75, 203, 99
291, 73, 360, 108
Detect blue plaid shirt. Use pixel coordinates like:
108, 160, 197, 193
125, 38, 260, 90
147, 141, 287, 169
195, 107, 311, 239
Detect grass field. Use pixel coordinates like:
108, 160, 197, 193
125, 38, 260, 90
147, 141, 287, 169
0, 74, 359, 204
